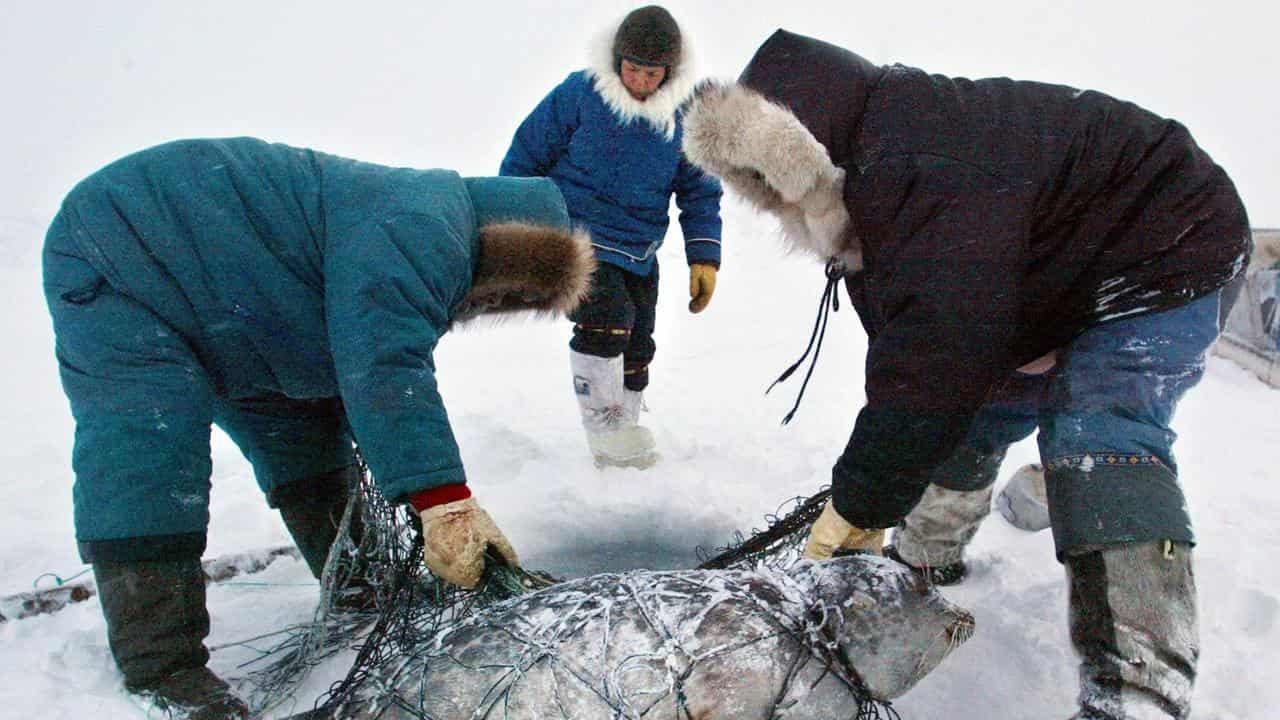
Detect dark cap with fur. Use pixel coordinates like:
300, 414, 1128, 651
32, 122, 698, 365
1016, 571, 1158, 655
613, 5, 681, 68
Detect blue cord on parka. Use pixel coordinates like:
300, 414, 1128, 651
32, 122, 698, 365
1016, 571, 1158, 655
767, 258, 847, 424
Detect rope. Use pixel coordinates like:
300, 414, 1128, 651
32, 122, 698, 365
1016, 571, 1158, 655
767, 258, 848, 425
31, 567, 91, 590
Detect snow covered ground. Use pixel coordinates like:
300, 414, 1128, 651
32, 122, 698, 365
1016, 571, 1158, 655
2, 2, 1277, 719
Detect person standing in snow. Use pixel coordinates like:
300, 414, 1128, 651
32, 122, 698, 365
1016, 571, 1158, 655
43, 137, 594, 718
499, 5, 723, 468
682, 30, 1250, 720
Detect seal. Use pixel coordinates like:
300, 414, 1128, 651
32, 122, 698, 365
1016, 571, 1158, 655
292, 555, 974, 719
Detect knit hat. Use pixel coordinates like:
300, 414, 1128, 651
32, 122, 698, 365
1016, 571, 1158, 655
612, 5, 681, 68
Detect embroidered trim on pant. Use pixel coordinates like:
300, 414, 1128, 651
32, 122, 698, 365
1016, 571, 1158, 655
1046, 454, 1166, 471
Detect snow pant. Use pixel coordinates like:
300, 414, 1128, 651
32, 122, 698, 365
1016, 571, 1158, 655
568, 261, 659, 392
44, 252, 358, 563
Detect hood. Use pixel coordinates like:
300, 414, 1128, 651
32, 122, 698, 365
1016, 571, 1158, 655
682, 30, 879, 267
739, 29, 879, 168
454, 177, 596, 322
585, 11, 700, 140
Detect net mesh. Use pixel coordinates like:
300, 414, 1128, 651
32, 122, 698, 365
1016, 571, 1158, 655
233, 460, 896, 719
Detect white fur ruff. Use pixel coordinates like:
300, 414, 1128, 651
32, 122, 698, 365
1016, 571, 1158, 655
683, 83, 861, 269
585, 15, 698, 140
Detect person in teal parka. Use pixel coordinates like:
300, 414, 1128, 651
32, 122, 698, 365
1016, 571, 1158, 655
42, 137, 595, 718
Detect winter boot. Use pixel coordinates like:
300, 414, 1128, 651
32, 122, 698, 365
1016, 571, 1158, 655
622, 387, 646, 426
998, 461, 1049, 530
94, 558, 250, 719
570, 351, 659, 468
883, 544, 969, 586
888, 448, 1002, 585
1066, 541, 1198, 720
274, 465, 374, 612
996, 462, 1052, 532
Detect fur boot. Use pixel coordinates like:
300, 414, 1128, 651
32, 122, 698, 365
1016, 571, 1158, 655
888, 484, 994, 585
888, 447, 1004, 585
1067, 541, 1198, 720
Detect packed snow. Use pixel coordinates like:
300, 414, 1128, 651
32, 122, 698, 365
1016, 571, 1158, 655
2, 2, 1277, 719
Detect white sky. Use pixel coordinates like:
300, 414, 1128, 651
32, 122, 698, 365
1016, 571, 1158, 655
2, 0, 1277, 226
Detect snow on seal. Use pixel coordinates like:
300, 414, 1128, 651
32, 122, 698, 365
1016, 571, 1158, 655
288, 555, 974, 719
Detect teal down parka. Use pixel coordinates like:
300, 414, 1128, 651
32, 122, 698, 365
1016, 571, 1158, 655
44, 137, 569, 547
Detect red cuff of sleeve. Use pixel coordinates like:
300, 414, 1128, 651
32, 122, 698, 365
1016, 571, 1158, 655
408, 483, 472, 512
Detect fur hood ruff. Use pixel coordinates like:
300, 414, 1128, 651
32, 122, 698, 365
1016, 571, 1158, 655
682, 82, 860, 270
584, 14, 699, 141
455, 222, 596, 323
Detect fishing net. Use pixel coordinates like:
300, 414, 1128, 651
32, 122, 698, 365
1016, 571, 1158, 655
695, 488, 832, 570
234, 460, 896, 719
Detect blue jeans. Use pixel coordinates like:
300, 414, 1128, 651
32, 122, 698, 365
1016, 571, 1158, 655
946, 292, 1222, 555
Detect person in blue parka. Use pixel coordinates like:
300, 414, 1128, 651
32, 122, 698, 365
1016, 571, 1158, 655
43, 137, 595, 718
500, 5, 723, 468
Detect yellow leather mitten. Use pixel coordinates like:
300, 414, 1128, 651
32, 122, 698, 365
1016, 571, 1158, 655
688, 263, 717, 313
802, 499, 885, 560
419, 497, 520, 588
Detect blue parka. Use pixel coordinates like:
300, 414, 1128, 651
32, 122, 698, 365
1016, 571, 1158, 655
500, 69, 722, 275
44, 137, 570, 546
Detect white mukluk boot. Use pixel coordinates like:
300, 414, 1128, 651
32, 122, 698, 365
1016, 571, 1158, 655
570, 351, 659, 468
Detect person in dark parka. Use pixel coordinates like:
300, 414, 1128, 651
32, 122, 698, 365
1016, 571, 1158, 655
43, 137, 594, 718
682, 30, 1250, 720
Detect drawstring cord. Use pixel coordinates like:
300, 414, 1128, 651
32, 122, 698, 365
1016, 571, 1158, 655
767, 258, 846, 424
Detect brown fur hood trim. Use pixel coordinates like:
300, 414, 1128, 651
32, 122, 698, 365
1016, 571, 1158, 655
454, 222, 596, 322
682, 81, 861, 269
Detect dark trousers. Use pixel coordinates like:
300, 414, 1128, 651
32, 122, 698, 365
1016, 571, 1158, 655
569, 262, 659, 392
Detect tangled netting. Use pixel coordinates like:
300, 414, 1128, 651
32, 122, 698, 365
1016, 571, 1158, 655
234, 462, 898, 720
696, 487, 833, 570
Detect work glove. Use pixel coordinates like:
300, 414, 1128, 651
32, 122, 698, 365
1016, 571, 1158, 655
803, 499, 885, 560
418, 497, 520, 588
688, 263, 717, 314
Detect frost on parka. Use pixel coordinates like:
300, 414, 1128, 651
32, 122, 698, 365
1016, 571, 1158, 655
44, 137, 583, 507
499, 13, 722, 276
684, 30, 1252, 530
